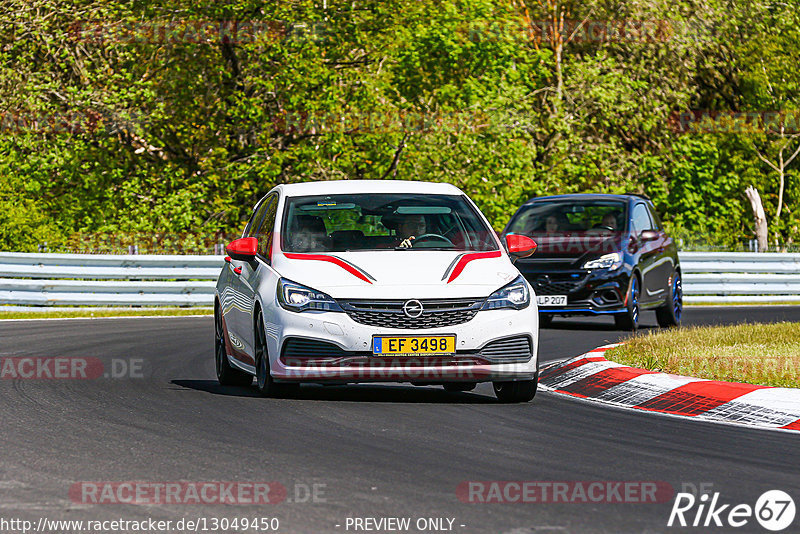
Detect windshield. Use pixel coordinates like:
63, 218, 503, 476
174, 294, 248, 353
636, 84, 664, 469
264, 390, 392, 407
281, 193, 499, 252
505, 199, 628, 237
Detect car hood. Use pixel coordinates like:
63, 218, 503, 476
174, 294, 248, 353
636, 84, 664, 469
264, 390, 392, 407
513, 233, 625, 269
271, 250, 519, 299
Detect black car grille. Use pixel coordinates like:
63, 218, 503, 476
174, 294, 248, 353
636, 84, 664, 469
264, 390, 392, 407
527, 273, 588, 295
339, 298, 483, 329
281, 338, 351, 360
477, 335, 532, 362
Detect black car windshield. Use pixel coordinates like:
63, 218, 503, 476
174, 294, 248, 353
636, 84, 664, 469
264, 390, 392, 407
281, 193, 499, 252
506, 199, 628, 236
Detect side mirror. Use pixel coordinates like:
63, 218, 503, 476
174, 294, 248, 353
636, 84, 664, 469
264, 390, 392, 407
226, 237, 258, 261
505, 234, 537, 259
640, 230, 659, 242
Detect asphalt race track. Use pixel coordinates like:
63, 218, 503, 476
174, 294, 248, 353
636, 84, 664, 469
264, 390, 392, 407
1, 307, 799, 533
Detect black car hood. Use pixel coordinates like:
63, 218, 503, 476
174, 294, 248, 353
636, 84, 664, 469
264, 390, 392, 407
514, 233, 625, 269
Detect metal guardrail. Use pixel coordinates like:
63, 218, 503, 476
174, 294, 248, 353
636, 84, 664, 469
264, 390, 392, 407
680, 252, 800, 303
2, 251, 800, 307
0, 252, 222, 306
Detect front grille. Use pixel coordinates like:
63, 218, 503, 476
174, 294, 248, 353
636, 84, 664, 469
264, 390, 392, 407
339, 298, 483, 329
478, 336, 531, 359
527, 273, 588, 295
477, 335, 532, 362
281, 338, 350, 360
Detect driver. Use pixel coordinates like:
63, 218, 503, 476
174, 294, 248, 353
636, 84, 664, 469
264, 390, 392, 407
545, 215, 560, 233
397, 214, 427, 248
601, 212, 618, 230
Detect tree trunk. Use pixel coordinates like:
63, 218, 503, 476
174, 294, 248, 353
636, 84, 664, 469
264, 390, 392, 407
745, 186, 768, 252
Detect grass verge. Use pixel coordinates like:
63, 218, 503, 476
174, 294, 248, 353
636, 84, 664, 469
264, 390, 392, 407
0, 308, 213, 320
606, 322, 800, 388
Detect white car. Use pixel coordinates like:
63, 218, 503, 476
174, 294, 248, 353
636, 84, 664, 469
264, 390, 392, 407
214, 180, 540, 402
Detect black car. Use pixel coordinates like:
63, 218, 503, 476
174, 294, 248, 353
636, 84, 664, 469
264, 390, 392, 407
502, 194, 681, 331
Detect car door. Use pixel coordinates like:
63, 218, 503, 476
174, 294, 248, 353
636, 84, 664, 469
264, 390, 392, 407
224, 196, 272, 364
646, 203, 676, 299
630, 203, 661, 304
236, 192, 280, 360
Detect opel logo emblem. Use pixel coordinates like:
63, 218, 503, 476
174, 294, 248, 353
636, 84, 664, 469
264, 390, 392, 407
403, 299, 424, 318
536, 275, 550, 288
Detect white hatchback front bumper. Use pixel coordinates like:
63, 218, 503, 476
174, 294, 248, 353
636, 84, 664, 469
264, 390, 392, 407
262, 301, 539, 383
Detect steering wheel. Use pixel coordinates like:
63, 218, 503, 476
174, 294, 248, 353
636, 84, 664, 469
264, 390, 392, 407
591, 224, 616, 232
411, 233, 455, 247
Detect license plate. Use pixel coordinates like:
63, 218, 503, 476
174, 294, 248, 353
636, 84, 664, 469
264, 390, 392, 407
372, 335, 456, 356
537, 295, 567, 306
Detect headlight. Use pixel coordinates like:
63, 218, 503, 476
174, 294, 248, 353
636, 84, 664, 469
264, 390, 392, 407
583, 252, 622, 271
277, 278, 343, 313
481, 275, 530, 311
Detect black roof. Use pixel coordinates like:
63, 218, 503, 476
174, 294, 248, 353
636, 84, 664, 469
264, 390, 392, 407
523, 193, 649, 205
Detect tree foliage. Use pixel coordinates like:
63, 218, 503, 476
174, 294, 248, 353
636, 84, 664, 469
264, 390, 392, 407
1, 0, 799, 251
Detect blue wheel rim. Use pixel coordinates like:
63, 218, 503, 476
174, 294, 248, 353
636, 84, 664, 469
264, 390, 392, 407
673, 275, 683, 320
631, 277, 639, 326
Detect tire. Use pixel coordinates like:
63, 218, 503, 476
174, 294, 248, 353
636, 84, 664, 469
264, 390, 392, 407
614, 274, 640, 332
539, 314, 553, 328
254, 313, 299, 398
215, 310, 252, 387
656, 271, 683, 328
443, 382, 477, 393
493, 373, 538, 403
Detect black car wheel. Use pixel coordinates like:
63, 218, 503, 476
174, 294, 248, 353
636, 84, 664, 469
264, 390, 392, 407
254, 313, 299, 397
614, 275, 640, 332
215, 310, 252, 386
493, 372, 538, 403
656, 271, 683, 328
538, 313, 553, 328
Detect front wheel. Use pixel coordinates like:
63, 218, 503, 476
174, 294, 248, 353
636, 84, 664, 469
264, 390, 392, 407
656, 271, 683, 328
254, 313, 299, 398
538, 313, 553, 328
493, 374, 538, 403
614, 275, 640, 332
215, 311, 252, 387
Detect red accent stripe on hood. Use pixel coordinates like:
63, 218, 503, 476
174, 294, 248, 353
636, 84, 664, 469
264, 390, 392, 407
447, 250, 502, 283
284, 253, 373, 284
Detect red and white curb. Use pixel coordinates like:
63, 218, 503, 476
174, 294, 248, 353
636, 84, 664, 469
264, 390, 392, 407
539, 344, 800, 432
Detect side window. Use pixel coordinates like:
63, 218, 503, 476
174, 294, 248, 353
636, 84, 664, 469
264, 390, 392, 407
255, 195, 278, 259
646, 203, 663, 231
631, 204, 654, 235
245, 198, 270, 238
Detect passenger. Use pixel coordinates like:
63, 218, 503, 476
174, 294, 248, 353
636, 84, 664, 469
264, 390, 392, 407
291, 215, 329, 252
